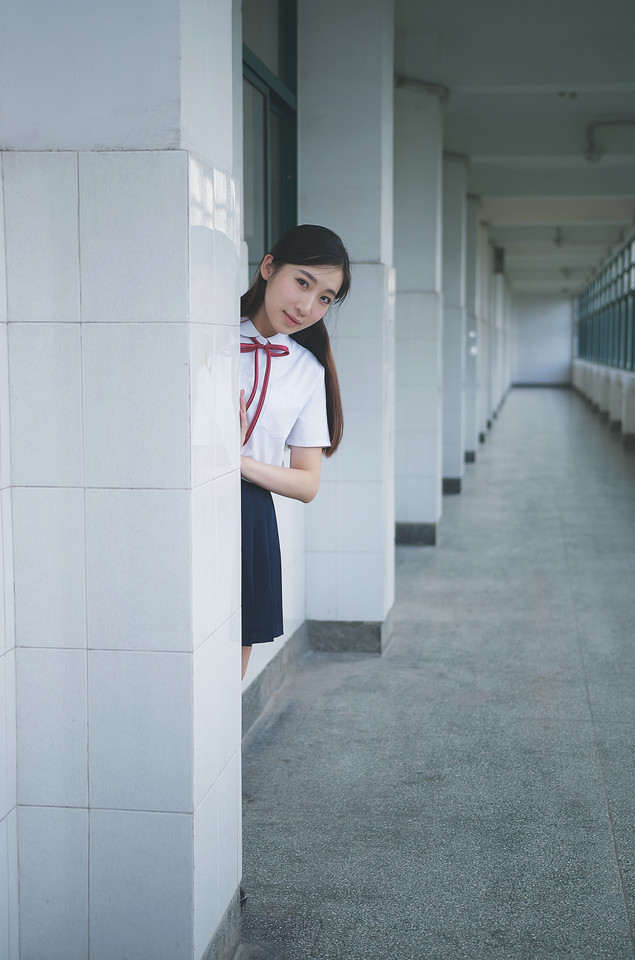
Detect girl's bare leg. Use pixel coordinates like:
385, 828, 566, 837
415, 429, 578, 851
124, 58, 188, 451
241, 645, 252, 680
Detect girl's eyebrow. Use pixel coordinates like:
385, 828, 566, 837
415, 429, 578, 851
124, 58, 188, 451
298, 268, 337, 298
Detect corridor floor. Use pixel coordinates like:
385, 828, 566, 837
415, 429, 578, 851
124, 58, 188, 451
239, 387, 635, 960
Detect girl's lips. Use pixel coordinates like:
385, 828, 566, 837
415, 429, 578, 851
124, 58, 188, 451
284, 311, 301, 326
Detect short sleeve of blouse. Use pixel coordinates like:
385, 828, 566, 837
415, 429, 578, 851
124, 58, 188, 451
286, 366, 331, 448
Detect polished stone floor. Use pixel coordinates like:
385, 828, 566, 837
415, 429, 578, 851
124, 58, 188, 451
239, 387, 635, 960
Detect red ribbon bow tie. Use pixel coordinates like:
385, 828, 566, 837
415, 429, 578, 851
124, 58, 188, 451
240, 337, 290, 444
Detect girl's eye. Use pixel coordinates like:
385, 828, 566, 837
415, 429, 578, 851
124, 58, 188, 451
297, 278, 308, 288
320, 296, 332, 305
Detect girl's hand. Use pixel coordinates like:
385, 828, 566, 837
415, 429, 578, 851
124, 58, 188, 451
240, 389, 248, 446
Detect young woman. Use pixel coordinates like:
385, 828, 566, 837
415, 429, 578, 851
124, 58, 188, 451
239, 224, 351, 679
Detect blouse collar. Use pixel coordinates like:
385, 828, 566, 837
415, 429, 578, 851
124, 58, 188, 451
240, 317, 291, 347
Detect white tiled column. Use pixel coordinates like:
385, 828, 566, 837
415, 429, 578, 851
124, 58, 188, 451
491, 271, 511, 414
0, 153, 19, 960
299, 0, 395, 649
485, 244, 497, 429
476, 223, 491, 441
464, 195, 480, 461
1, 2, 242, 959
393, 85, 443, 546
442, 156, 468, 492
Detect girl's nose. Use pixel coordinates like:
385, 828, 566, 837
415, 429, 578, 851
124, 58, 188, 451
296, 294, 311, 317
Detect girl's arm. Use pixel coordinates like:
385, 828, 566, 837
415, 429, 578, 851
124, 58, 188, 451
240, 446, 322, 503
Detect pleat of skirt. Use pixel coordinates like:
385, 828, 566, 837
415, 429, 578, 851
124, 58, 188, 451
241, 478, 284, 646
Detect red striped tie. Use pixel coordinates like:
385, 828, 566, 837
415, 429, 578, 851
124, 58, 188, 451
240, 337, 290, 444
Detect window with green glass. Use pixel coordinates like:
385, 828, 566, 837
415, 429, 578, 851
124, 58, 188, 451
242, 0, 297, 278
576, 231, 635, 371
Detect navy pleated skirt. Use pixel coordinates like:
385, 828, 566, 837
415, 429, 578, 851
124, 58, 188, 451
241, 479, 284, 646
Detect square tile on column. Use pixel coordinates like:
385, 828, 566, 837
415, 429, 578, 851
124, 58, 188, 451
280, 535, 306, 631
0, 159, 6, 323
16, 648, 87, 807
0, 816, 9, 960
336, 482, 384, 553
88, 650, 192, 812
0, 4, 180, 151
7, 807, 18, 960
191, 324, 216, 486
306, 480, 337, 552
395, 292, 423, 339
334, 264, 388, 339
82, 322, 190, 488
336, 551, 386, 622
193, 750, 241, 959
18, 806, 88, 960
192, 481, 216, 649
215, 471, 240, 630
193, 629, 219, 809
189, 154, 215, 327
334, 336, 384, 412
335, 409, 383, 483
8, 323, 83, 486
212, 324, 240, 479
85, 488, 191, 652
396, 475, 441, 525
3, 152, 80, 324
215, 614, 241, 781
306, 552, 338, 621
90, 809, 193, 960
275, 494, 305, 562
1, 491, 14, 650
79, 151, 188, 323
12, 487, 86, 649
0, 655, 8, 821
3, 651, 16, 820
193, 614, 240, 809
213, 171, 240, 327
0, 510, 5, 656
216, 751, 241, 909
0, 324, 10, 489
191, 323, 239, 487
190, 224, 215, 326
0, 810, 18, 960
193, 780, 221, 959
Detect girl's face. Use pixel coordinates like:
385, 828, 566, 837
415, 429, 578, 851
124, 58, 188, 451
251, 254, 344, 339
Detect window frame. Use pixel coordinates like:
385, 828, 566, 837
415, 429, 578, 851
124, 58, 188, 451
242, 0, 297, 263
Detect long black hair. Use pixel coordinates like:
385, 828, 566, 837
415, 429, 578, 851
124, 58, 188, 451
240, 224, 351, 456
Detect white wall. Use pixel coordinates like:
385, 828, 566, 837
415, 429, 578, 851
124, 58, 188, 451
511, 294, 573, 385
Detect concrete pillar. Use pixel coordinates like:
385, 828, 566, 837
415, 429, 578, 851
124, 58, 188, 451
464, 196, 480, 462
489, 272, 498, 420
393, 85, 443, 545
492, 273, 508, 412
442, 156, 468, 492
476, 222, 490, 442
0, 2, 242, 958
299, 0, 395, 650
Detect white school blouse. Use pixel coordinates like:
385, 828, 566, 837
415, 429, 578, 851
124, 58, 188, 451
240, 318, 330, 467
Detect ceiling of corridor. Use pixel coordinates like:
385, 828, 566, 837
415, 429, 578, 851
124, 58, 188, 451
395, 0, 635, 295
